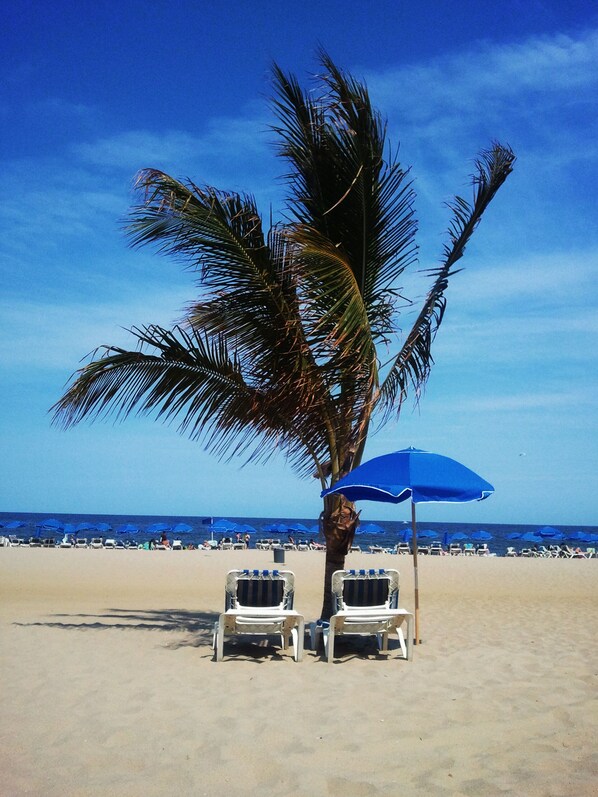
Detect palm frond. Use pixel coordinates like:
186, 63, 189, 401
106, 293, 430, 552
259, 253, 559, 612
378, 142, 515, 415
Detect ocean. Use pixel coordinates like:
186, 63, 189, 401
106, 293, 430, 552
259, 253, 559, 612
1, 511, 596, 556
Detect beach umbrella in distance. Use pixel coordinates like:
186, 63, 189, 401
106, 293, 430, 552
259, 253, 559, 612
470, 530, 493, 541
356, 522, 385, 535
95, 522, 112, 533
537, 526, 562, 538
236, 523, 257, 533
36, 518, 63, 531
213, 518, 237, 529
116, 523, 139, 534
443, 531, 469, 545
287, 522, 310, 533
507, 532, 522, 540
2, 520, 27, 529
146, 522, 171, 534
521, 531, 543, 543
75, 522, 96, 532
172, 522, 193, 534
262, 522, 289, 533
322, 447, 494, 643
417, 529, 439, 539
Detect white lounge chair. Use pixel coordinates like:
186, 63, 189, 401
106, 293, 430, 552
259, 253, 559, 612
312, 568, 413, 663
213, 569, 305, 662
505, 546, 517, 557
395, 542, 410, 555
74, 538, 88, 548
429, 541, 444, 555
448, 543, 462, 556
90, 537, 104, 549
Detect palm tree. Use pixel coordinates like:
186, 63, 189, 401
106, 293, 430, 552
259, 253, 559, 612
52, 53, 514, 618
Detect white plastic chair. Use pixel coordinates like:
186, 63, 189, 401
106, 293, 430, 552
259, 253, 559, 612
311, 569, 413, 663
213, 569, 304, 662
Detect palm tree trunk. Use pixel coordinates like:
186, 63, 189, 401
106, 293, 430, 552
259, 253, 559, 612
319, 495, 360, 619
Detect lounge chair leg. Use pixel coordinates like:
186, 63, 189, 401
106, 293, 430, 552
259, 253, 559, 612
326, 619, 336, 663
295, 618, 305, 661
397, 628, 407, 659
215, 616, 225, 661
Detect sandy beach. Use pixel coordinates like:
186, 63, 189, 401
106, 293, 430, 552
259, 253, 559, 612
1, 548, 596, 796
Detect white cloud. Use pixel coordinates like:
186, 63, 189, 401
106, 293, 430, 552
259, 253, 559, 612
0, 287, 192, 371
369, 27, 598, 122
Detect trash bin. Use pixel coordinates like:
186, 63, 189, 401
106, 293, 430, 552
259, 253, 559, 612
273, 547, 285, 564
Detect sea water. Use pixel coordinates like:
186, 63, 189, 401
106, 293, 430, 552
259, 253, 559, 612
1, 511, 596, 556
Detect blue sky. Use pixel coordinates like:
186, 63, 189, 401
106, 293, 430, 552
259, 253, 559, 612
2, 1, 597, 525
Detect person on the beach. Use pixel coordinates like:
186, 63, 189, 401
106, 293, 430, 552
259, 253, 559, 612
160, 531, 171, 548
244, 533, 250, 548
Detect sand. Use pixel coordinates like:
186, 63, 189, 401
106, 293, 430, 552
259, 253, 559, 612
0, 548, 596, 796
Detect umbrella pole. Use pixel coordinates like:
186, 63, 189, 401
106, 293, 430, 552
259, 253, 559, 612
411, 502, 420, 644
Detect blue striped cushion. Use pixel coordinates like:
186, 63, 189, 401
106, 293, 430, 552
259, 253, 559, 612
237, 577, 284, 607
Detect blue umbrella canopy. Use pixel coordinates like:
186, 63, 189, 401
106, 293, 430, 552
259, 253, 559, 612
521, 531, 543, 543
36, 518, 63, 530
287, 522, 309, 533
116, 523, 139, 534
171, 523, 193, 533
2, 520, 27, 529
507, 532, 522, 540
213, 518, 237, 529
146, 522, 171, 534
417, 529, 439, 539
75, 522, 96, 532
322, 447, 494, 644
355, 522, 385, 535
322, 447, 494, 505
262, 522, 289, 533
443, 531, 469, 544
95, 522, 112, 532
236, 523, 257, 533
537, 526, 562, 538
471, 530, 493, 541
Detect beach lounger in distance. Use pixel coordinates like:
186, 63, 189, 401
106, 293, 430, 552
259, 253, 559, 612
213, 569, 305, 662
311, 568, 413, 663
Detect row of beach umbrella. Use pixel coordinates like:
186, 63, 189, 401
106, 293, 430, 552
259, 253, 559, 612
3, 518, 596, 545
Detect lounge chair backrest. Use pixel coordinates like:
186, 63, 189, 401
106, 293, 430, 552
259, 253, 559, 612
225, 569, 295, 611
332, 569, 399, 613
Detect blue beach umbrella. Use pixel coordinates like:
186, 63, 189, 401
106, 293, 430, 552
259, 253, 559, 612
146, 522, 171, 534
95, 522, 112, 533
417, 529, 439, 539
537, 526, 562, 538
521, 531, 543, 544
507, 532, 522, 540
322, 446, 494, 643
471, 530, 493, 541
172, 523, 193, 534
262, 522, 288, 533
355, 522, 385, 535
443, 531, 469, 545
116, 523, 139, 534
2, 520, 27, 529
75, 522, 96, 532
36, 518, 63, 531
287, 522, 309, 533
